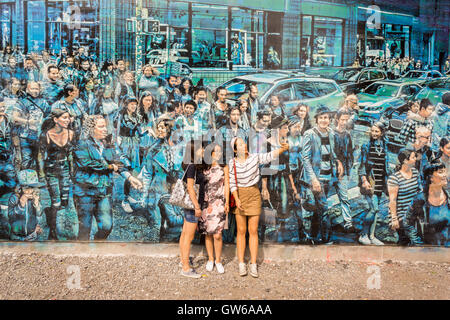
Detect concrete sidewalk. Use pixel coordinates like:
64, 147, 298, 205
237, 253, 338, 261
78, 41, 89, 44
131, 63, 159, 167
0, 241, 448, 264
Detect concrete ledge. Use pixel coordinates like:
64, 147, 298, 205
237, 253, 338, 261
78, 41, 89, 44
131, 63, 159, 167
0, 241, 448, 264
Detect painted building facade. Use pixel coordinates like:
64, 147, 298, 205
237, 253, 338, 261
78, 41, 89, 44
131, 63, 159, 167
0, 0, 448, 70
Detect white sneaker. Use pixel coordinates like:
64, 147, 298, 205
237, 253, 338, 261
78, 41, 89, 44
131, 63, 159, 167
121, 200, 133, 213
358, 234, 372, 245
205, 260, 214, 272
249, 263, 258, 278
215, 262, 225, 274
370, 236, 385, 246
239, 262, 247, 276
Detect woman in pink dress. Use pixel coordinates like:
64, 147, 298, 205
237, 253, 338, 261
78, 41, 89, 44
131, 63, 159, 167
199, 143, 230, 274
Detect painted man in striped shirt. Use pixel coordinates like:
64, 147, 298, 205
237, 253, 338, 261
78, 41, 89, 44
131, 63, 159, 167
301, 105, 344, 244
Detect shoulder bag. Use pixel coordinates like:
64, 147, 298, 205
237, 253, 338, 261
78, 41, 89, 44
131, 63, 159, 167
169, 164, 199, 210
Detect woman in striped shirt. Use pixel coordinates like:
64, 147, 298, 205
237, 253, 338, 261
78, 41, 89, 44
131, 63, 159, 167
229, 137, 289, 277
358, 122, 389, 246
388, 149, 423, 245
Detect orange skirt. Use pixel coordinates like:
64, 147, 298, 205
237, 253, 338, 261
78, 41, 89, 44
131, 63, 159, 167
233, 185, 262, 216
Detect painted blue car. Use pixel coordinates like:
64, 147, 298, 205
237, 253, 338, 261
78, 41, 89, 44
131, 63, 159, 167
356, 80, 422, 124
400, 70, 446, 86
221, 72, 346, 115
414, 78, 450, 105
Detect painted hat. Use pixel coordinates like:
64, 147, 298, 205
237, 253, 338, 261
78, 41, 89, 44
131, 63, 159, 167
314, 104, 332, 118
373, 121, 386, 132
17, 169, 45, 188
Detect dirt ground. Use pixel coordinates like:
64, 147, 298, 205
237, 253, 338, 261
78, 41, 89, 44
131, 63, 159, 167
0, 252, 448, 300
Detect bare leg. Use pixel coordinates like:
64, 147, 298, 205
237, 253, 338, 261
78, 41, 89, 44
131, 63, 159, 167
179, 226, 185, 264
205, 234, 214, 262
213, 233, 223, 263
248, 215, 260, 264
235, 214, 248, 263
180, 220, 198, 272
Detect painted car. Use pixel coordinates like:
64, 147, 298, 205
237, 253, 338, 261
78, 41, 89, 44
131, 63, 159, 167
399, 70, 445, 85
221, 72, 346, 115
414, 78, 450, 105
356, 80, 422, 124
332, 67, 387, 94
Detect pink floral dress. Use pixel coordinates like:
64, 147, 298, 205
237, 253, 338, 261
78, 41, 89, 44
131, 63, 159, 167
198, 165, 226, 235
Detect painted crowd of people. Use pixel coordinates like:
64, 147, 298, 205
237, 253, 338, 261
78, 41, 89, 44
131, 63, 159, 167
354, 55, 450, 79
0, 46, 448, 278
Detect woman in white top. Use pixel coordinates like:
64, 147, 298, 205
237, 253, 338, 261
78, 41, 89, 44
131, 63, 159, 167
229, 137, 289, 277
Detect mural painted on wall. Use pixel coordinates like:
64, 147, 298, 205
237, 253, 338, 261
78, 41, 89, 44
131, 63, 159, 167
0, 0, 448, 247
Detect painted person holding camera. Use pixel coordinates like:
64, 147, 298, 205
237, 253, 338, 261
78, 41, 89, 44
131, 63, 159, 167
8, 170, 44, 241
261, 118, 298, 242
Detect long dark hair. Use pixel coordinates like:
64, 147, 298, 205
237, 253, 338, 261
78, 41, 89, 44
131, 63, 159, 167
138, 91, 158, 122
423, 161, 449, 207
231, 137, 248, 158
40, 109, 71, 135
100, 60, 114, 73
55, 83, 78, 101
182, 139, 205, 171
434, 136, 450, 161
203, 141, 226, 171
2, 45, 12, 55
120, 96, 139, 118
180, 78, 194, 96
292, 103, 312, 135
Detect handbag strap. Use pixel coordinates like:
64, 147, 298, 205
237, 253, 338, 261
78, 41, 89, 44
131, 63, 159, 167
181, 163, 194, 181
233, 158, 238, 188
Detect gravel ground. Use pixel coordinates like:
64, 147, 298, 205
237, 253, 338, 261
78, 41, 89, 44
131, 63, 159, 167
0, 253, 448, 300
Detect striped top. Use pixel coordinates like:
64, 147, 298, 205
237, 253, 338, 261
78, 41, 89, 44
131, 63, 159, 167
318, 131, 332, 181
368, 142, 386, 195
229, 151, 276, 193
387, 168, 420, 221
